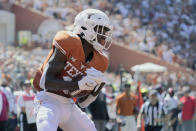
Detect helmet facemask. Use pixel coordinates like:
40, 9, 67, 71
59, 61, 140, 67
92, 25, 112, 51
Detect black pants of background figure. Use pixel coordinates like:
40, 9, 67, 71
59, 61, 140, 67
7, 117, 17, 131
57, 127, 63, 131
145, 125, 162, 131
94, 120, 107, 131
19, 113, 37, 131
105, 123, 118, 131
172, 121, 178, 131
0, 121, 7, 131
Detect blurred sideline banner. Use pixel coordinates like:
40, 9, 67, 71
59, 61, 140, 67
18, 31, 31, 46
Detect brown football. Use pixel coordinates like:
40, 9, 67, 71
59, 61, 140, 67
69, 75, 92, 97
70, 90, 92, 98
70, 83, 105, 98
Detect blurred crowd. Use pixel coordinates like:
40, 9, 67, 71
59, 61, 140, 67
1, 0, 196, 69
0, 0, 196, 131
0, 45, 47, 89
8, 0, 196, 70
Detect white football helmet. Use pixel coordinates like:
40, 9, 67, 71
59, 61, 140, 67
74, 9, 113, 51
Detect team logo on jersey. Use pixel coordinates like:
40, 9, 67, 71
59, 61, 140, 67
80, 63, 86, 70
64, 61, 83, 78
70, 56, 76, 62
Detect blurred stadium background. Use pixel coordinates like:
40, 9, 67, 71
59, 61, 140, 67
0, 0, 196, 131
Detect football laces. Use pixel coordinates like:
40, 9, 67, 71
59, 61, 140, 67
85, 82, 96, 88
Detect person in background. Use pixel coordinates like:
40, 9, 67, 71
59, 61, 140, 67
0, 81, 13, 113
0, 88, 9, 131
0, 80, 18, 131
141, 88, 149, 103
137, 90, 168, 131
17, 80, 36, 131
164, 88, 178, 113
174, 91, 184, 131
180, 87, 195, 131
155, 85, 164, 103
163, 88, 178, 131
105, 84, 118, 131
167, 102, 183, 131
116, 83, 137, 131
88, 90, 109, 131
6, 87, 17, 131
190, 85, 196, 131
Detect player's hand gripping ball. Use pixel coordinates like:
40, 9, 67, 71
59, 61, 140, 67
69, 75, 96, 97
69, 68, 107, 98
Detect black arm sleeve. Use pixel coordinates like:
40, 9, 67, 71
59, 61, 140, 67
77, 82, 105, 104
44, 48, 79, 91
91, 82, 105, 96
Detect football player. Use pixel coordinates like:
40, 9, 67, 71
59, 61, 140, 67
33, 9, 113, 131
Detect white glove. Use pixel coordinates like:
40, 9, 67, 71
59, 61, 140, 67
78, 82, 106, 108
78, 95, 98, 108
85, 67, 107, 84
78, 75, 97, 91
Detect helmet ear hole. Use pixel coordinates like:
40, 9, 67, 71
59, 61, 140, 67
81, 26, 87, 30
92, 38, 96, 41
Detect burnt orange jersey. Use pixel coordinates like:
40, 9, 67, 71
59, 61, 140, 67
33, 31, 109, 95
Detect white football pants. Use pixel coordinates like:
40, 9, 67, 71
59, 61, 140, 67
34, 91, 97, 131
120, 115, 137, 131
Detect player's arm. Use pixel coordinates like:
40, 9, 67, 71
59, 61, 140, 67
137, 112, 144, 129
137, 104, 145, 129
44, 48, 79, 91
155, 106, 169, 123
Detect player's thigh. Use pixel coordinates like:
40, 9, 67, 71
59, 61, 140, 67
60, 104, 97, 131
36, 100, 60, 131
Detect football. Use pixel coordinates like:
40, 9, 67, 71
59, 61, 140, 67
69, 82, 105, 98
69, 75, 93, 97
69, 89, 92, 98
69, 73, 106, 98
